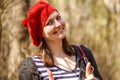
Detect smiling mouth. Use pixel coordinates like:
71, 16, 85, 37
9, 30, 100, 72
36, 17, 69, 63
53, 28, 64, 34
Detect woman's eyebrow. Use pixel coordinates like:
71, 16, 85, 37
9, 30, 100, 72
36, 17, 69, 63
46, 14, 60, 23
46, 19, 53, 24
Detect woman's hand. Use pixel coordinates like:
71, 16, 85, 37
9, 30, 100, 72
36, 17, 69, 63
85, 62, 95, 80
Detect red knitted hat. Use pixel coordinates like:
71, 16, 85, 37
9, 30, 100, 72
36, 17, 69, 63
22, 1, 56, 46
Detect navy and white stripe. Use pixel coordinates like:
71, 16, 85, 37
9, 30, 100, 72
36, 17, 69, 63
32, 56, 80, 80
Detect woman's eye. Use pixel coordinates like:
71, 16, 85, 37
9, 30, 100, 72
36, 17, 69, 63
56, 16, 61, 20
46, 21, 53, 25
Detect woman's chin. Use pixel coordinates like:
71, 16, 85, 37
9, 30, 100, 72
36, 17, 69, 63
58, 34, 66, 40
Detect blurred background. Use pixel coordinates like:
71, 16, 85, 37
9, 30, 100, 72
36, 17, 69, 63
0, 0, 120, 80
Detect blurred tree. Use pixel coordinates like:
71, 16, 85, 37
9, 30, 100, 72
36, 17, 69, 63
0, 0, 29, 80
0, 0, 120, 80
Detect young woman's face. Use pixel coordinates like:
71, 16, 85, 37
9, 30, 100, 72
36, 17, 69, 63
43, 11, 66, 42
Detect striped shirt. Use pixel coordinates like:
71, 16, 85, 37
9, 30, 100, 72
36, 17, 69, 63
32, 56, 80, 80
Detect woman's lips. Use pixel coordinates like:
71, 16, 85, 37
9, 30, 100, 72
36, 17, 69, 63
53, 28, 64, 34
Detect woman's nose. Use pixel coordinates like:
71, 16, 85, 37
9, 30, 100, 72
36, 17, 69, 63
54, 20, 61, 28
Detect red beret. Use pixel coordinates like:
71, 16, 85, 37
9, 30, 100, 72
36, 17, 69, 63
22, 1, 56, 46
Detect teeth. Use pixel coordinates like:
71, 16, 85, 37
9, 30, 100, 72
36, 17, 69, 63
53, 28, 64, 34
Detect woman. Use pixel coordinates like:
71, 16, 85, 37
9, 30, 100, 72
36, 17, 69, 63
19, 1, 102, 80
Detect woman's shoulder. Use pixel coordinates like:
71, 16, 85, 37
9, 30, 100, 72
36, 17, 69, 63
71, 44, 92, 53
80, 45, 92, 53
20, 55, 42, 70
19, 56, 40, 80
71, 44, 93, 59
20, 57, 35, 67
19, 56, 37, 73
21, 55, 42, 64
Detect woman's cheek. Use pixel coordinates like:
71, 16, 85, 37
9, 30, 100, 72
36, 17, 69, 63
43, 27, 53, 34
60, 20, 66, 28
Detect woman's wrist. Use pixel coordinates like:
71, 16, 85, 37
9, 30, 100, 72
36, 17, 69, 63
84, 74, 100, 80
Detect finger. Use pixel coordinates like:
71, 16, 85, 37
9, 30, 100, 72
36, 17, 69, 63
86, 62, 92, 77
86, 74, 95, 80
47, 70, 54, 80
85, 74, 96, 80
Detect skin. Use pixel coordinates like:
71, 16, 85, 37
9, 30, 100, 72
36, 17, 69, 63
43, 11, 66, 43
43, 11, 66, 56
43, 11, 95, 80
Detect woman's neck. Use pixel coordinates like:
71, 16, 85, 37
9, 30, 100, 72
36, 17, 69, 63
46, 40, 64, 56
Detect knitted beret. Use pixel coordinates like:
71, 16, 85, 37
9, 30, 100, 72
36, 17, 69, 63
22, 1, 56, 46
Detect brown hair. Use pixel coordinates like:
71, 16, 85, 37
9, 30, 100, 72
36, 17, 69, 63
37, 37, 75, 67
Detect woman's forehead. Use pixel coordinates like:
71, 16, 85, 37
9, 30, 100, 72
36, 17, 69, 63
47, 11, 59, 20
